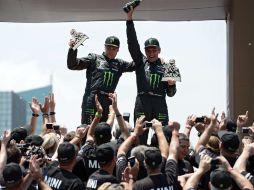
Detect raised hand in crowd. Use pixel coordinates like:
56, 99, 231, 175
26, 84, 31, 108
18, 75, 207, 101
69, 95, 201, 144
195, 108, 218, 152
29, 97, 41, 134
218, 156, 254, 190
237, 110, 249, 127
218, 111, 227, 130
49, 93, 56, 123
152, 119, 169, 158
0, 130, 11, 174
106, 105, 115, 127
184, 114, 196, 138
183, 155, 212, 190
109, 92, 130, 140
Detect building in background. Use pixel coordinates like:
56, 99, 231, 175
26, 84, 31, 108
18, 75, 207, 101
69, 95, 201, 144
18, 84, 53, 134
0, 91, 26, 134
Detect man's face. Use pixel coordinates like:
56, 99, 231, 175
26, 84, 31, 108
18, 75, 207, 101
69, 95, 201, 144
145, 46, 160, 63
105, 45, 119, 60
178, 140, 190, 160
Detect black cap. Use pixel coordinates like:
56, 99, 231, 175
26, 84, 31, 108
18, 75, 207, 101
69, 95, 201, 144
145, 148, 162, 169
25, 135, 44, 146
226, 120, 237, 132
11, 127, 28, 143
96, 142, 115, 165
144, 37, 160, 48
218, 130, 240, 152
58, 142, 77, 163
210, 168, 232, 189
105, 36, 120, 47
94, 122, 112, 144
3, 163, 23, 186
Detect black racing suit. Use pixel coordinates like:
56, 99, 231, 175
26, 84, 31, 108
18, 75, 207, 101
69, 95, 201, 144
126, 20, 176, 143
67, 49, 135, 124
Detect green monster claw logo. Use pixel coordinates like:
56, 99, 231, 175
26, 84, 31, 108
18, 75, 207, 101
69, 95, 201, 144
103, 71, 114, 87
149, 74, 161, 89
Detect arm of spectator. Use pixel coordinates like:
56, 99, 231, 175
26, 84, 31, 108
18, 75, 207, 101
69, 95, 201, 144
117, 116, 146, 157
0, 130, 11, 174
40, 96, 50, 136
122, 161, 139, 186
109, 92, 130, 140
152, 119, 169, 158
234, 142, 254, 173
168, 121, 180, 161
86, 95, 102, 142
184, 114, 196, 138
29, 97, 41, 135
106, 105, 115, 127
236, 111, 248, 138
49, 93, 56, 123
218, 156, 254, 190
70, 126, 89, 145
218, 111, 227, 131
183, 155, 211, 190
29, 155, 53, 190
195, 108, 218, 152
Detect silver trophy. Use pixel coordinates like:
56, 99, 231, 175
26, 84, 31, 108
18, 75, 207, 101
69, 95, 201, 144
70, 29, 89, 50
162, 59, 181, 82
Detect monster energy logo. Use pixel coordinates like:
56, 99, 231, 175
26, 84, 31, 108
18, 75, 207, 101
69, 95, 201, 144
103, 71, 114, 87
150, 74, 161, 89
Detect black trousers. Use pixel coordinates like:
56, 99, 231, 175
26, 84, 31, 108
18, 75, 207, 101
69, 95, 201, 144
134, 94, 169, 144
81, 93, 111, 124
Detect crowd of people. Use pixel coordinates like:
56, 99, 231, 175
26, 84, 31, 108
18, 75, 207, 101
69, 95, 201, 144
1, 3, 254, 190
0, 91, 254, 190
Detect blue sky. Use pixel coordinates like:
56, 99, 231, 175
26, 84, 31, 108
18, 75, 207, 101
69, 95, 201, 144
0, 21, 226, 144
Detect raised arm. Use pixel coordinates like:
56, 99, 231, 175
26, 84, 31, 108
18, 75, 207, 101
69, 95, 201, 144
67, 39, 94, 70
109, 93, 130, 140
0, 130, 11, 174
49, 93, 56, 123
168, 121, 180, 161
183, 155, 211, 190
152, 119, 169, 158
125, 6, 144, 67
86, 95, 103, 142
29, 97, 41, 134
184, 114, 196, 138
195, 108, 218, 152
219, 156, 254, 190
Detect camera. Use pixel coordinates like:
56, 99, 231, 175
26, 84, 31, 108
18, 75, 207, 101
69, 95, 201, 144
242, 127, 251, 134
195, 116, 205, 123
128, 156, 136, 167
211, 158, 220, 169
53, 124, 60, 130
123, 0, 141, 13
144, 121, 153, 128
123, 112, 130, 122
46, 123, 53, 129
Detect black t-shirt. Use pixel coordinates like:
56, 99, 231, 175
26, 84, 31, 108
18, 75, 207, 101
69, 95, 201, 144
177, 159, 194, 176
133, 159, 179, 190
74, 140, 122, 182
44, 166, 85, 190
86, 169, 118, 190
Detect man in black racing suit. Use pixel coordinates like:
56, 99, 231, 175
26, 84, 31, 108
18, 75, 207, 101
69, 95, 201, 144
125, 7, 177, 143
67, 36, 135, 124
